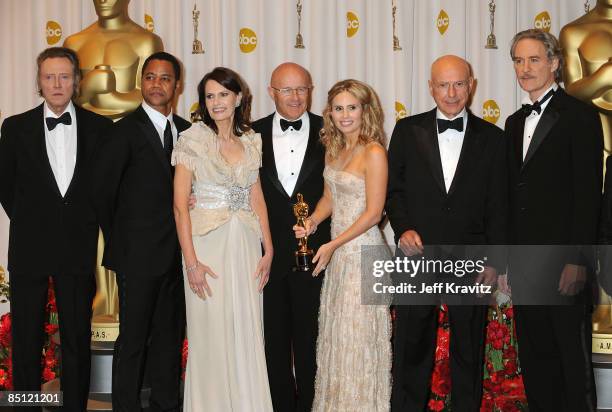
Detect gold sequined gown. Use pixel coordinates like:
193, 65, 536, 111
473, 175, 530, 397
172, 122, 272, 412
312, 166, 392, 412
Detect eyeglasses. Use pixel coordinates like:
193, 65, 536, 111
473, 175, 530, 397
433, 80, 469, 91
270, 86, 311, 96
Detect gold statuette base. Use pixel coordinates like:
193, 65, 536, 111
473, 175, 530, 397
593, 333, 612, 354
91, 314, 119, 342
294, 250, 314, 272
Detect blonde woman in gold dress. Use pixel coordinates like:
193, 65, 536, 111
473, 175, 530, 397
294, 79, 392, 411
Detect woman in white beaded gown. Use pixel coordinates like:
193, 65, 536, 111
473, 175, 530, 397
173, 67, 273, 412
294, 79, 392, 411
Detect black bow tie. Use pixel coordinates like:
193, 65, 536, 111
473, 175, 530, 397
522, 88, 555, 116
280, 118, 302, 132
46, 112, 72, 131
437, 117, 463, 133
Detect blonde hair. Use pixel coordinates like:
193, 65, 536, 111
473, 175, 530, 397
320, 79, 385, 159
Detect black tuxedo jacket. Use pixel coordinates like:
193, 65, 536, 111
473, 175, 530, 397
386, 108, 507, 270
0, 103, 112, 274
252, 112, 331, 279
599, 156, 612, 295
505, 88, 602, 299
91, 105, 191, 276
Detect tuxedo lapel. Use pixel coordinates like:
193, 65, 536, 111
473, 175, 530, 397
292, 112, 321, 198
172, 114, 191, 135
522, 91, 562, 169
134, 105, 171, 178
260, 114, 290, 198
64, 106, 88, 199
447, 112, 483, 196
417, 110, 446, 195
32, 104, 62, 198
512, 114, 526, 169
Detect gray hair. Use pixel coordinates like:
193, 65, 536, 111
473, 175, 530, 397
510, 29, 563, 83
36, 47, 81, 99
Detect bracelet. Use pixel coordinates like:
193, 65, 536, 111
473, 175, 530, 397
185, 262, 199, 273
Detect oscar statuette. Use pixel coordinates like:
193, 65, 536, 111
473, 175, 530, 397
485, 0, 498, 49
295, 0, 305, 49
293, 193, 314, 271
392, 0, 402, 51
192, 4, 205, 54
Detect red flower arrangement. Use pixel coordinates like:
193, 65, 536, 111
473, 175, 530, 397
181, 338, 189, 381
0, 277, 61, 389
427, 303, 528, 412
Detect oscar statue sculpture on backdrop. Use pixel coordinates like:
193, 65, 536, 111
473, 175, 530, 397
64, 0, 164, 344
64, 0, 163, 120
62, 0, 163, 408
561, 0, 612, 408
192, 4, 205, 54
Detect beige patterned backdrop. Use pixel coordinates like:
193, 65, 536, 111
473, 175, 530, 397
0, 0, 590, 314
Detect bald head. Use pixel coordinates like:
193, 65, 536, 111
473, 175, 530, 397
428, 55, 473, 118
268, 62, 312, 120
430, 55, 471, 80
270, 62, 311, 87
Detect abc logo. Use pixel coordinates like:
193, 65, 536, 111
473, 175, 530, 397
239, 28, 258, 53
347, 12, 360, 38
145, 14, 155, 32
46, 21, 62, 45
482, 100, 501, 124
436, 10, 449, 35
189, 102, 200, 121
395, 101, 408, 122
534, 11, 551, 32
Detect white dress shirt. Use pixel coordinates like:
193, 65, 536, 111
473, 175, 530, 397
436, 108, 467, 192
43, 101, 77, 196
522, 83, 558, 160
272, 112, 310, 196
142, 101, 178, 147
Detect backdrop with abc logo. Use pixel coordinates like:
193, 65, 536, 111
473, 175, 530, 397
0, 0, 590, 314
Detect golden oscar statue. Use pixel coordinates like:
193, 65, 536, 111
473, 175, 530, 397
64, 0, 163, 341
560, 0, 612, 352
64, 0, 163, 119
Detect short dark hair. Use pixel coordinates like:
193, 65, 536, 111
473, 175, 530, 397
36, 47, 81, 98
142, 51, 181, 81
196, 67, 252, 136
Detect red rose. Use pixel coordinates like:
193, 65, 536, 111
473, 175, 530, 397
42, 367, 55, 382
480, 394, 494, 411
435, 328, 450, 361
504, 359, 518, 376
427, 399, 445, 411
44, 323, 59, 336
503, 346, 517, 360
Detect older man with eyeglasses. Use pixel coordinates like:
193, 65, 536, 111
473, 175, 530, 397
252, 62, 331, 412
